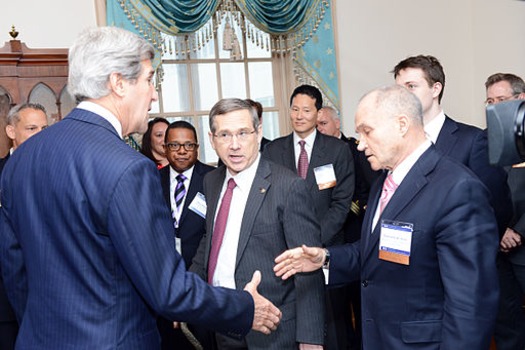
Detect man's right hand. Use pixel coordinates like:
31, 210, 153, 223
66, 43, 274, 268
243, 270, 282, 334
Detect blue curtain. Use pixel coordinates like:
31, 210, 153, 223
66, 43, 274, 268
106, 0, 339, 108
234, 0, 322, 34
294, 3, 339, 109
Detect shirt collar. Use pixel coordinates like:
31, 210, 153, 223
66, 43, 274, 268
226, 153, 260, 193
424, 110, 446, 144
293, 129, 317, 147
77, 101, 123, 138
391, 139, 432, 185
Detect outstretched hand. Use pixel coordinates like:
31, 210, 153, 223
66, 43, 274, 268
274, 245, 325, 280
243, 270, 282, 334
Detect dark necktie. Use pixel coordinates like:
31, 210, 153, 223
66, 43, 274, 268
208, 178, 236, 284
297, 140, 308, 179
174, 174, 187, 211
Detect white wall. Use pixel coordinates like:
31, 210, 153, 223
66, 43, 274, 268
334, 0, 525, 135
2, 0, 97, 49
2, 0, 524, 135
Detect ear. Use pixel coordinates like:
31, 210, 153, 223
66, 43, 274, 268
432, 82, 443, 100
5, 124, 15, 140
256, 124, 263, 144
208, 131, 216, 151
397, 115, 410, 136
108, 72, 126, 97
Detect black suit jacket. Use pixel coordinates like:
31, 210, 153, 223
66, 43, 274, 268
340, 133, 381, 243
190, 157, 325, 348
263, 132, 355, 246
434, 116, 512, 235
159, 161, 214, 267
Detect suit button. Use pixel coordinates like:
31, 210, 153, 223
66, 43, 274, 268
362, 280, 368, 287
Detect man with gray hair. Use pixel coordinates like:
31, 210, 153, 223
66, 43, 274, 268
485, 72, 525, 350
0, 27, 281, 349
275, 85, 499, 349
0, 103, 47, 350
190, 98, 325, 349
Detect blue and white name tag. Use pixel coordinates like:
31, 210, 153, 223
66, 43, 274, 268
379, 220, 413, 265
313, 164, 337, 190
188, 192, 206, 219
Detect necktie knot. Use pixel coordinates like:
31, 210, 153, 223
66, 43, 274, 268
299, 140, 306, 149
176, 174, 187, 183
379, 174, 398, 214
226, 178, 236, 190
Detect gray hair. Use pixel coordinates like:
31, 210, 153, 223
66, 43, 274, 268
362, 85, 423, 127
209, 98, 260, 133
7, 103, 47, 125
320, 106, 340, 121
68, 27, 155, 102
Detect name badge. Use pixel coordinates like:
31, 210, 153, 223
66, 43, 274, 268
188, 192, 206, 219
378, 220, 413, 265
314, 164, 337, 190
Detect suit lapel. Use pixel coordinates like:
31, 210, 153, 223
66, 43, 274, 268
434, 116, 458, 156
362, 147, 439, 262
282, 134, 296, 172
307, 132, 326, 190
235, 159, 271, 269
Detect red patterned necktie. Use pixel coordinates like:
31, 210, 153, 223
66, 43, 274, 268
297, 140, 308, 179
208, 178, 237, 284
379, 174, 398, 215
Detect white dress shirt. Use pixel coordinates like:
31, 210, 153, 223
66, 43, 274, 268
293, 129, 317, 168
424, 111, 446, 144
212, 154, 261, 289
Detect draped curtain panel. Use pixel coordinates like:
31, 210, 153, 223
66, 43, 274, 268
106, 0, 340, 109
293, 3, 339, 109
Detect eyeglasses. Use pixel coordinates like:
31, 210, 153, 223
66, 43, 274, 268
485, 94, 519, 106
213, 130, 256, 143
164, 142, 198, 151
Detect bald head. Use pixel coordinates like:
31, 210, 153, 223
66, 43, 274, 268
317, 106, 341, 138
355, 85, 426, 171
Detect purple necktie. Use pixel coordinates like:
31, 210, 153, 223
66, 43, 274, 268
379, 174, 398, 215
174, 174, 187, 211
208, 178, 236, 284
297, 140, 308, 179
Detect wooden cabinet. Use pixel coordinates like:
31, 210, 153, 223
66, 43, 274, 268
0, 28, 73, 156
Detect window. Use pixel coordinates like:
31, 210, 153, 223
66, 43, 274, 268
147, 12, 290, 165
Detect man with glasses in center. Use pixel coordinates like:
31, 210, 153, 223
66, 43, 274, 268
158, 120, 215, 350
190, 98, 325, 349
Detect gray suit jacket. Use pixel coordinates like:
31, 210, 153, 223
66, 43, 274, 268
190, 157, 325, 348
263, 132, 355, 246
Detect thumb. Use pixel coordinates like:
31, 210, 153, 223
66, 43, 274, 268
244, 270, 261, 293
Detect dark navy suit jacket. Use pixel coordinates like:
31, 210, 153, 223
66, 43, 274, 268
434, 116, 512, 235
329, 145, 499, 349
0, 108, 254, 349
159, 161, 214, 267
263, 132, 355, 246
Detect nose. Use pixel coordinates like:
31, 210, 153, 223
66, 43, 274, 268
230, 135, 241, 150
357, 138, 366, 152
152, 88, 159, 102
